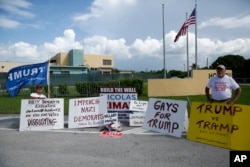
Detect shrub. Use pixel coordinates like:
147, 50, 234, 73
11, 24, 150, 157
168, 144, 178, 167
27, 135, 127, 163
58, 84, 69, 95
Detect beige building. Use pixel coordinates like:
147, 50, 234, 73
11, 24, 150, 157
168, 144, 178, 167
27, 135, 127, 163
50, 49, 114, 74
84, 54, 114, 74
0, 61, 33, 73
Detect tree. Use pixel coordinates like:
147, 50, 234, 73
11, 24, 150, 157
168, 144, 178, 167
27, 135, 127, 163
243, 58, 250, 77
211, 55, 245, 77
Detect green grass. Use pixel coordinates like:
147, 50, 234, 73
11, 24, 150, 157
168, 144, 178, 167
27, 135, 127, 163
0, 84, 249, 114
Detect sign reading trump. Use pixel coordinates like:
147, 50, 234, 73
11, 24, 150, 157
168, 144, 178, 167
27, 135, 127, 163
187, 102, 250, 150
143, 98, 187, 137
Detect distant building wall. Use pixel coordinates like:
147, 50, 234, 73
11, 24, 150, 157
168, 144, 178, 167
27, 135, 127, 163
69, 49, 84, 66
148, 70, 232, 97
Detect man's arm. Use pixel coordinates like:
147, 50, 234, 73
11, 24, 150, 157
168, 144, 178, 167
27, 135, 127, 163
227, 87, 242, 104
205, 87, 212, 103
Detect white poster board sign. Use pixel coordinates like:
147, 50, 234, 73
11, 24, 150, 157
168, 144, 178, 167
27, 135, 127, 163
19, 98, 64, 131
99, 87, 137, 121
68, 96, 107, 128
129, 100, 148, 112
129, 112, 145, 126
143, 98, 187, 137
104, 113, 118, 125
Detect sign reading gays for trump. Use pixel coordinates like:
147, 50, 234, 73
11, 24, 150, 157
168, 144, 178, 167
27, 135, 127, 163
19, 98, 64, 131
143, 98, 187, 137
68, 96, 107, 128
187, 102, 250, 150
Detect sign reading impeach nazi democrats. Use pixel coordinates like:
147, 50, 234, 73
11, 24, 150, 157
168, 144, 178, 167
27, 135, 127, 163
187, 102, 250, 150
68, 96, 107, 128
19, 98, 64, 131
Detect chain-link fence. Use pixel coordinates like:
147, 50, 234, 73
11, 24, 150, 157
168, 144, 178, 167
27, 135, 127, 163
1, 72, 249, 97
0, 72, 162, 97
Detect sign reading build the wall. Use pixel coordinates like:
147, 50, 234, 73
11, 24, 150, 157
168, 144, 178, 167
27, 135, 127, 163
68, 96, 107, 128
143, 98, 187, 137
19, 98, 64, 131
99, 87, 137, 120
187, 102, 250, 150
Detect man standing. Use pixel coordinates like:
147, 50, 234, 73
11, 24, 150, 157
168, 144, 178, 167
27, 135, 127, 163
30, 85, 47, 99
205, 64, 241, 104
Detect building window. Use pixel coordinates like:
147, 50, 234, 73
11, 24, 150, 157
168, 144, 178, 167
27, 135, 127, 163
103, 59, 112, 65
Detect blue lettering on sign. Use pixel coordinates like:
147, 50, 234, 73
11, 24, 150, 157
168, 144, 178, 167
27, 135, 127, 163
107, 94, 136, 100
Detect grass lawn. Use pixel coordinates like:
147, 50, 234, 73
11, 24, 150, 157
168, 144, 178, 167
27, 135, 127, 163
0, 84, 249, 114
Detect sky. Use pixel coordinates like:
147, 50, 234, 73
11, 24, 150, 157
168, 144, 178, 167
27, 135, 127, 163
0, 0, 250, 72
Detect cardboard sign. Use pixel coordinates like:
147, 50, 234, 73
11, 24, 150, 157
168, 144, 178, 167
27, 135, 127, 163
68, 96, 107, 128
129, 100, 148, 112
19, 98, 64, 131
187, 102, 250, 150
129, 112, 145, 126
143, 98, 187, 137
104, 113, 118, 125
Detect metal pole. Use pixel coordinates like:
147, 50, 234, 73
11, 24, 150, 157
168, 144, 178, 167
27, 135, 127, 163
186, 12, 190, 77
195, 4, 197, 69
162, 4, 166, 78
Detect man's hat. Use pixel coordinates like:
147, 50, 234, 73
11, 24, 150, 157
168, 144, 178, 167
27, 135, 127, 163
216, 64, 226, 70
36, 85, 43, 89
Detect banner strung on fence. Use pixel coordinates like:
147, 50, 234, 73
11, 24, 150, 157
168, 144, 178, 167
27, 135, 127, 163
5, 61, 49, 97
143, 98, 187, 137
19, 98, 64, 131
68, 96, 107, 128
187, 102, 250, 150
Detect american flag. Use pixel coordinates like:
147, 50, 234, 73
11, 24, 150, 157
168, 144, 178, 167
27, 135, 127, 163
174, 8, 196, 42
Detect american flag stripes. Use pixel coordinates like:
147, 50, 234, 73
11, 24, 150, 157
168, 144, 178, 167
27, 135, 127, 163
174, 8, 196, 42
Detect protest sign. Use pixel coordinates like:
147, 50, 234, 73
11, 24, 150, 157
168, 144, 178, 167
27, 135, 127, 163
129, 100, 148, 112
19, 98, 64, 131
99, 87, 137, 121
68, 96, 107, 128
129, 112, 145, 126
143, 98, 187, 137
104, 113, 118, 125
187, 102, 250, 150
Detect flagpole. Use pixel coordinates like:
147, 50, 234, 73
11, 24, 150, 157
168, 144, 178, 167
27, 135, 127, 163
47, 59, 51, 98
162, 4, 166, 79
195, 3, 198, 69
186, 12, 190, 77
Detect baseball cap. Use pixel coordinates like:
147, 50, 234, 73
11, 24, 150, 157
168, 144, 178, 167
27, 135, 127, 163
36, 85, 43, 89
216, 64, 226, 70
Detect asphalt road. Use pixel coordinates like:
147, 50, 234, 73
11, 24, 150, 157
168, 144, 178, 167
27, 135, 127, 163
0, 115, 229, 167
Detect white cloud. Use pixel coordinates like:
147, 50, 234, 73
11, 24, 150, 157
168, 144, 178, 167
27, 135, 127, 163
0, 16, 21, 29
43, 29, 83, 55
199, 15, 250, 29
74, 0, 137, 22
0, 0, 35, 18
0, 29, 250, 71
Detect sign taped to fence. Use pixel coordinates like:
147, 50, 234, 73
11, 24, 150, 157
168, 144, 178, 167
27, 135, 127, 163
129, 100, 148, 112
68, 96, 107, 128
19, 98, 64, 131
99, 87, 138, 121
187, 102, 250, 150
143, 98, 187, 137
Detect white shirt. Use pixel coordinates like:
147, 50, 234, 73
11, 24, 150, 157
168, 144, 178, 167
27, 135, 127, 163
206, 75, 239, 100
30, 93, 47, 99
